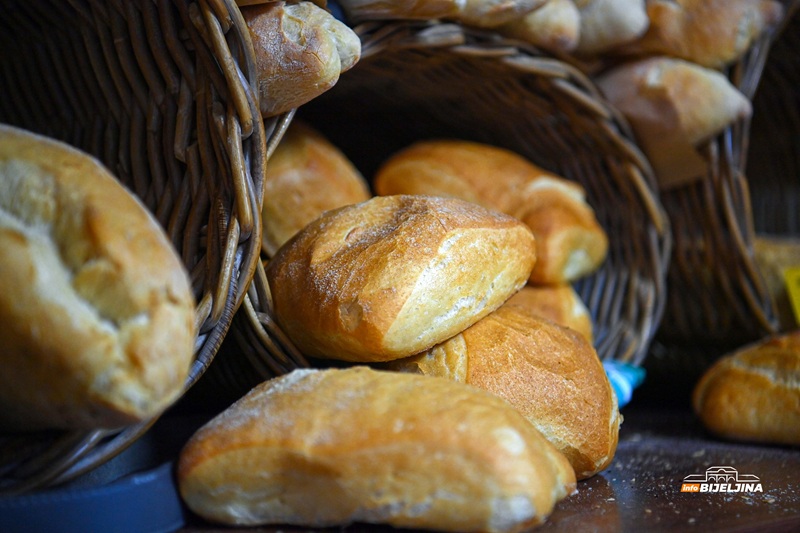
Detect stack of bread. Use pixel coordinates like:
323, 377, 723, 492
176, 121, 620, 531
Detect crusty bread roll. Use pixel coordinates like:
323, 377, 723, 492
243, 2, 361, 118
574, 0, 649, 55
596, 56, 752, 189
505, 284, 593, 342
458, 0, 549, 28
754, 235, 800, 332
0, 125, 196, 431
384, 304, 619, 479
177, 367, 576, 531
500, 0, 581, 53
373, 139, 608, 284
266, 194, 536, 362
261, 121, 371, 257
693, 330, 800, 446
624, 0, 784, 69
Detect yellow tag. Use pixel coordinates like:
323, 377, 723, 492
785, 267, 800, 326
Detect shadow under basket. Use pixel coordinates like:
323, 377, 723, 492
220, 19, 673, 394
0, 0, 292, 493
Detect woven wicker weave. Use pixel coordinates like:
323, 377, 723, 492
0, 0, 291, 493
220, 19, 672, 395
655, 2, 796, 352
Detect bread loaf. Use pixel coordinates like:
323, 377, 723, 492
261, 121, 371, 257
505, 284, 593, 343
384, 304, 620, 479
266, 194, 536, 362
693, 331, 800, 446
458, 0, 549, 28
596, 56, 752, 188
177, 367, 576, 532
500, 0, 581, 53
243, 1, 361, 117
0, 125, 196, 430
373, 139, 608, 284
624, 0, 784, 69
573, 0, 649, 55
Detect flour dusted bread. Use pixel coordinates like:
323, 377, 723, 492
266, 194, 536, 362
261, 121, 371, 257
505, 284, 593, 342
244, 1, 361, 117
177, 367, 576, 532
373, 139, 608, 284
385, 304, 619, 479
0, 125, 196, 430
693, 331, 800, 446
625, 0, 784, 69
596, 57, 752, 188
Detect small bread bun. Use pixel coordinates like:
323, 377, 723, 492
266, 194, 536, 362
384, 304, 620, 479
693, 331, 800, 446
177, 367, 576, 531
505, 284, 593, 343
500, 0, 581, 53
261, 121, 371, 257
596, 56, 752, 188
0, 125, 196, 430
573, 0, 649, 56
458, 0, 549, 28
243, 1, 361, 117
625, 0, 784, 69
373, 139, 608, 284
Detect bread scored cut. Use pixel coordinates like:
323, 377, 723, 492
266, 194, 536, 362
0, 124, 196, 430
177, 366, 577, 532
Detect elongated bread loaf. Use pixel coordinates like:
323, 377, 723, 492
0, 125, 196, 430
505, 284, 593, 343
385, 304, 619, 479
261, 121, 371, 257
177, 367, 577, 532
373, 140, 608, 284
693, 331, 800, 446
266, 194, 536, 362
244, 1, 361, 117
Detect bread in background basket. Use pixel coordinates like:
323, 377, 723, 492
0, 124, 196, 431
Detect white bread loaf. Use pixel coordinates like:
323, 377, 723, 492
373, 139, 608, 284
693, 330, 800, 446
177, 367, 577, 532
596, 56, 752, 189
261, 121, 371, 257
624, 0, 784, 69
573, 0, 649, 55
0, 125, 196, 430
384, 303, 619, 479
243, 1, 361, 117
500, 0, 581, 53
265, 194, 536, 362
505, 284, 593, 343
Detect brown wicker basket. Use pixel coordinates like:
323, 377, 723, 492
0, 0, 291, 493
653, 7, 796, 353
219, 18, 673, 394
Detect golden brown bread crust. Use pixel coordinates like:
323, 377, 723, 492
0, 125, 196, 430
693, 330, 800, 446
385, 304, 619, 479
244, 2, 361, 117
624, 0, 784, 69
505, 284, 594, 342
177, 367, 576, 531
373, 139, 608, 284
458, 0, 549, 28
596, 57, 752, 189
261, 121, 371, 257
500, 0, 581, 53
265, 194, 536, 362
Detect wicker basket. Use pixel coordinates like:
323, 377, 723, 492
0, 0, 291, 493
220, 19, 673, 394
652, 7, 796, 353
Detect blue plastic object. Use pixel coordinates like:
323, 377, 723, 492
604, 361, 646, 408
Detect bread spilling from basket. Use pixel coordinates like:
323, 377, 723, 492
0, 124, 197, 431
